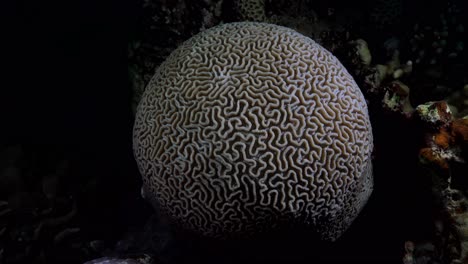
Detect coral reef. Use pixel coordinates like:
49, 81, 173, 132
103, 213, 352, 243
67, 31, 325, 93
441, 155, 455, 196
417, 109, 468, 263
336, 27, 468, 263
6, 0, 467, 263
126, 1, 466, 261
133, 22, 374, 241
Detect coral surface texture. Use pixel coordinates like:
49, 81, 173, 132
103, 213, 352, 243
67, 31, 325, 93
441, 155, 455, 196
133, 22, 374, 241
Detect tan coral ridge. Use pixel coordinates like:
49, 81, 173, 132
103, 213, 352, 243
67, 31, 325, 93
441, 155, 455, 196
133, 22, 374, 241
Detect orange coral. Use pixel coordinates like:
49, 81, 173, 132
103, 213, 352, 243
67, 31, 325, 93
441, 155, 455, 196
434, 128, 452, 149
419, 147, 449, 170
420, 117, 468, 171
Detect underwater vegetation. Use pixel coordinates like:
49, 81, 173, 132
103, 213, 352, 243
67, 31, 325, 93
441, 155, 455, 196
2, 0, 467, 263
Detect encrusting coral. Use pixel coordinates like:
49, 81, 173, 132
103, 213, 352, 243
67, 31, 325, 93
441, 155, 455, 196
133, 22, 374, 241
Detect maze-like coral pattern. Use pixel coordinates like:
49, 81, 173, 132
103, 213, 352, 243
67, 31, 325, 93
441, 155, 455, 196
133, 22, 373, 241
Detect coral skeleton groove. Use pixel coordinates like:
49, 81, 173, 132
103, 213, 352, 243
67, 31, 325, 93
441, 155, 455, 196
133, 22, 374, 241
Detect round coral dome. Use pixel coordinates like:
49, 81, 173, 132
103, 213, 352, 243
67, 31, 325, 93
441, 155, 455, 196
133, 22, 374, 241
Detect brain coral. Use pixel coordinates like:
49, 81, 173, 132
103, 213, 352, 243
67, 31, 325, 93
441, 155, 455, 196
133, 22, 374, 241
